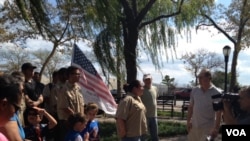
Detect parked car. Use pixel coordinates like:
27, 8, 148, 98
174, 88, 192, 99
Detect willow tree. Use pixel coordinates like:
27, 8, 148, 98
69, 0, 215, 83
198, 0, 250, 91
15, 0, 215, 84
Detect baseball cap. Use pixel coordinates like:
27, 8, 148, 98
21, 62, 37, 71
143, 74, 152, 80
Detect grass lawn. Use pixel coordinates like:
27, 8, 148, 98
158, 110, 187, 118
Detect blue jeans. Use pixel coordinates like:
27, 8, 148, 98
122, 136, 145, 141
147, 117, 159, 141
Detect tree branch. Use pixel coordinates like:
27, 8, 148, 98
139, 0, 184, 29
202, 14, 236, 46
60, 36, 76, 44
120, 0, 134, 21
41, 24, 58, 42
58, 17, 71, 42
236, 0, 249, 47
132, 0, 137, 17
196, 23, 213, 30
135, 0, 156, 27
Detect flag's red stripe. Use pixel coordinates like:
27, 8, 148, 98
80, 72, 110, 97
83, 81, 117, 106
80, 68, 113, 96
72, 63, 109, 95
78, 80, 116, 106
75, 67, 117, 106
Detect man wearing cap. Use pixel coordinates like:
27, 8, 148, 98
21, 62, 44, 107
141, 74, 159, 141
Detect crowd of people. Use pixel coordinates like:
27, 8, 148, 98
1, 62, 250, 141
115, 69, 250, 141
0, 62, 100, 141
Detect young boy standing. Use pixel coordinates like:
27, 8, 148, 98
81, 102, 100, 141
65, 113, 89, 141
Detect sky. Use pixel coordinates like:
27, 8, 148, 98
1, 0, 250, 87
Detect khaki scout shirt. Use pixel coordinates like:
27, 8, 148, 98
54, 82, 65, 117
57, 81, 84, 120
116, 92, 147, 137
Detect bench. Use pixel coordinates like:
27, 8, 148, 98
157, 95, 175, 117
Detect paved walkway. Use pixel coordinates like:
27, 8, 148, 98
160, 135, 187, 141
161, 135, 222, 141
97, 115, 187, 123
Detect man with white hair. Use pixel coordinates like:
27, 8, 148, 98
141, 74, 159, 141
187, 68, 222, 141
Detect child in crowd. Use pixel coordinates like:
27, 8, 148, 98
65, 113, 89, 141
23, 107, 57, 141
81, 102, 100, 141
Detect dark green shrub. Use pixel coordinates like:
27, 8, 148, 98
99, 122, 119, 141
158, 121, 187, 137
98, 120, 187, 140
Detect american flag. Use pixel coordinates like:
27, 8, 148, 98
71, 44, 117, 115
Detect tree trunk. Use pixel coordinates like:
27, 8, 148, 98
39, 42, 58, 81
195, 68, 198, 86
124, 26, 139, 83
229, 45, 240, 92
116, 37, 123, 99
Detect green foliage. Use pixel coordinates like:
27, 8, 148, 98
99, 122, 119, 141
212, 71, 241, 91
158, 121, 187, 137
162, 75, 175, 86
99, 121, 187, 140
15, 0, 29, 21
212, 71, 230, 90
158, 110, 185, 117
